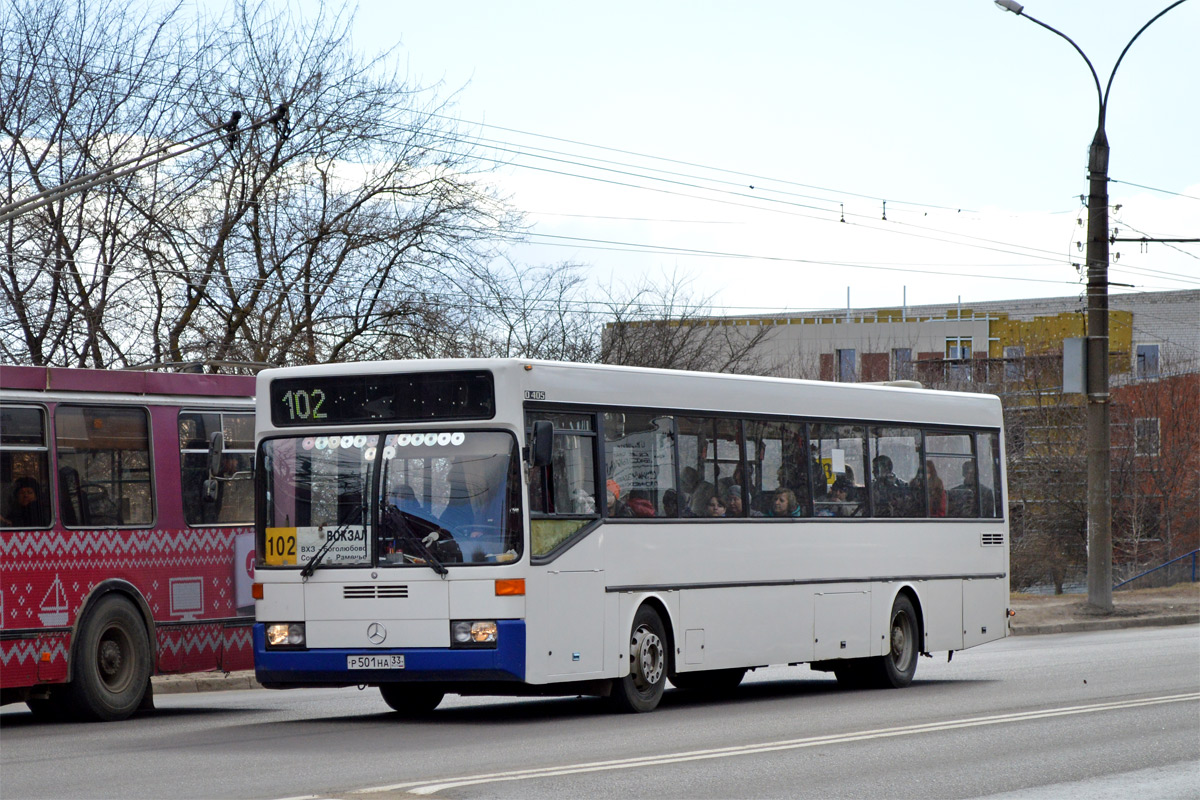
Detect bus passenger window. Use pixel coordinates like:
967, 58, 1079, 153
926, 433, 981, 518
869, 427, 922, 517
811, 423, 866, 517
604, 412, 676, 518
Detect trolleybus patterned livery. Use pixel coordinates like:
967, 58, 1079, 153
253, 359, 1008, 713
1, 366, 256, 720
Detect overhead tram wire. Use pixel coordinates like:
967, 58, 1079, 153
7, 49, 1191, 284
4, 51, 1162, 270
1109, 179, 1200, 201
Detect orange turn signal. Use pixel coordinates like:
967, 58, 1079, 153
252, 582, 264, 600
495, 578, 525, 596
41, 651, 51, 663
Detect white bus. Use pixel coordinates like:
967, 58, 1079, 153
252, 359, 1008, 713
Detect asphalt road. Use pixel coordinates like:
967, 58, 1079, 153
2, 626, 1197, 800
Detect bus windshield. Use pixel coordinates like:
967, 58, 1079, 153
259, 431, 522, 568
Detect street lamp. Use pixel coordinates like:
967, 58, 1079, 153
994, 0, 1189, 612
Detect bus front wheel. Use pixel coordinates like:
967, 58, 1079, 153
379, 684, 444, 716
609, 605, 667, 713
66, 594, 152, 721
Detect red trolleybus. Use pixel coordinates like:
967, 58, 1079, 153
1, 366, 256, 720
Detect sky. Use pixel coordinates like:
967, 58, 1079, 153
198, 0, 1199, 316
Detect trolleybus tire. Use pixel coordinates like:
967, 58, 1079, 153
66, 594, 152, 721
609, 605, 668, 713
869, 593, 919, 688
668, 667, 746, 694
379, 684, 444, 715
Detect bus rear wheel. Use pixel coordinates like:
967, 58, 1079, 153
65, 594, 152, 721
871, 594, 919, 688
379, 684, 444, 716
609, 605, 667, 713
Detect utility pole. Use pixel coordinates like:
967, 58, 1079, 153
995, 0, 1190, 612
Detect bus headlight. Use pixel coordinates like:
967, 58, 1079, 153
266, 623, 306, 648
451, 620, 497, 648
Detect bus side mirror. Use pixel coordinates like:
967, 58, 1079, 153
208, 431, 225, 478
530, 420, 553, 467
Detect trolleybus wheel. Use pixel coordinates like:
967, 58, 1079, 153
66, 594, 152, 721
669, 667, 746, 694
609, 605, 667, 713
872, 594, 918, 688
379, 684, 444, 716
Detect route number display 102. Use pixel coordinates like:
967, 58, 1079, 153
279, 388, 327, 422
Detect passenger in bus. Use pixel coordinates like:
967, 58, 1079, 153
913, 460, 947, 517
688, 481, 716, 517
815, 476, 856, 517
606, 479, 632, 517
625, 489, 656, 517
662, 489, 679, 518
722, 484, 762, 517
769, 488, 803, 517
871, 455, 910, 517
704, 493, 727, 517
948, 462, 992, 518
1, 477, 46, 527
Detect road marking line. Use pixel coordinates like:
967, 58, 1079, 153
350, 692, 1199, 796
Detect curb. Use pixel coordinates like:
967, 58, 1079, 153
1009, 613, 1198, 636
152, 671, 260, 695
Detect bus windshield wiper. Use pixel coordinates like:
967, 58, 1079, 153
300, 524, 347, 579
382, 504, 447, 576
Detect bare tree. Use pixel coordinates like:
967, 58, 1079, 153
599, 272, 776, 373
2, 0, 523, 369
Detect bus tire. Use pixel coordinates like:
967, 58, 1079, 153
609, 605, 667, 713
870, 594, 919, 688
379, 684, 444, 716
669, 668, 746, 694
66, 595, 152, 721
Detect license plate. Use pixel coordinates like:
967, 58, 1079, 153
347, 654, 405, 669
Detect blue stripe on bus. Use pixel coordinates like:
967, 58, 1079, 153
252, 620, 526, 685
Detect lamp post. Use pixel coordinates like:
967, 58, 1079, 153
994, 0, 1189, 612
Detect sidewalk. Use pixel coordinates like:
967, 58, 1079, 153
1007, 583, 1199, 636
152, 584, 1199, 695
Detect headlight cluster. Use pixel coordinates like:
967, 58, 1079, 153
451, 620, 497, 648
266, 622, 306, 648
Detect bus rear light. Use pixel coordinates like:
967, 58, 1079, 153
495, 578, 525, 596
266, 623, 305, 648
252, 582, 264, 600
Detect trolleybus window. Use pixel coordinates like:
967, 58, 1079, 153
0, 405, 51, 528
180, 411, 255, 525
55, 406, 153, 527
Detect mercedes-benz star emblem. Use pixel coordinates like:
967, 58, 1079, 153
366, 622, 387, 645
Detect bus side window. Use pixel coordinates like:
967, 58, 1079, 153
526, 411, 597, 557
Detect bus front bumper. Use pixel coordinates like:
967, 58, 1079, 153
252, 620, 526, 687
